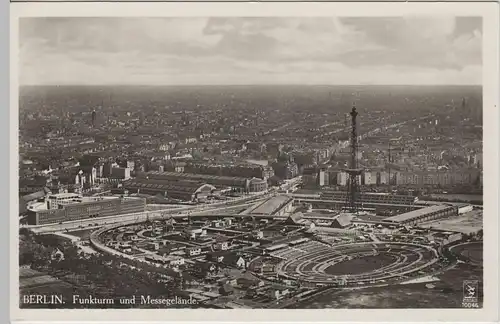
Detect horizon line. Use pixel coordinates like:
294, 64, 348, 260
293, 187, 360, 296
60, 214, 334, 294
19, 84, 483, 87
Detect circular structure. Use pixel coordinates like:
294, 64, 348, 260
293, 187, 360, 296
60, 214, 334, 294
324, 253, 398, 276
276, 241, 439, 285
450, 242, 483, 265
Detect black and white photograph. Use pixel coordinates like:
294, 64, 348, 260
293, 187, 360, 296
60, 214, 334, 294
10, 3, 499, 321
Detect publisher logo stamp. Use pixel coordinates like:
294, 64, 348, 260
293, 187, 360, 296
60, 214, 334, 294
462, 280, 479, 308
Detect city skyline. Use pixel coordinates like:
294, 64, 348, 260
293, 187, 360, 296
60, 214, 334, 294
20, 16, 482, 86
11, 0, 497, 318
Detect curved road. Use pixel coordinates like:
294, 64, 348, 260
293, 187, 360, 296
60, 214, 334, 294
276, 241, 439, 285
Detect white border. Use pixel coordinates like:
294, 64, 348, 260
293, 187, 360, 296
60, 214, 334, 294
10, 2, 499, 322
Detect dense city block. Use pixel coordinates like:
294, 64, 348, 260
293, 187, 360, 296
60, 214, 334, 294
19, 85, 483, 309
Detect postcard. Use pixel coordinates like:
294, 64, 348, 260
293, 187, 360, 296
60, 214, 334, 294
10, 1, 499, 322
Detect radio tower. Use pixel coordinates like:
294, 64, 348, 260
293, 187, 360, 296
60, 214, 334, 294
344, 103, 363, 214
91, 109, 97, 128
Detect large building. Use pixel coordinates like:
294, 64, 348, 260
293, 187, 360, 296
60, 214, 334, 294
135, 171, 267, 193
271, 162, 299, 180
123, 178, 216, 201
321, 191, 418, 205
248, 178, 268, 192
332, 170, 391, 187
383, 204, 457, 226
243, 195, 294, 216
394, 169, 480, 187
19, 189, 49, 215
26, 193, 146, 225
184, 162, 274, 180
111, 167, 131, 180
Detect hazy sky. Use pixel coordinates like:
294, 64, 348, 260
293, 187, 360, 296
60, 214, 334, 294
20, 17, 482, 86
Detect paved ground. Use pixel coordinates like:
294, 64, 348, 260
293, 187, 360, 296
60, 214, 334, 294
66, 229, 93, 240
419, 210, 483, 234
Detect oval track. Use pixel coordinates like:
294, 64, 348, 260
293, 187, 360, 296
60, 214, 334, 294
275, 241, 439, 285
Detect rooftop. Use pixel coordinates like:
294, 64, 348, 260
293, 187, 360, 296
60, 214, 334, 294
47, 193, 82, 199
142, 171, 249, 185
332, 214, 354, 227
123, 179, 215, 194
383, 205, 454, 223
249, 195, 292, 215
21, 189, 48, 203
28, 196, 129, 212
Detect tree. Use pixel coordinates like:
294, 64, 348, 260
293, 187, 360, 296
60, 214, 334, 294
19, 251, 34, 265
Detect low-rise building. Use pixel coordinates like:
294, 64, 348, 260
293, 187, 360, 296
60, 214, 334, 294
268, 286, 290, 300
261, 263, 277, 274
147, 242, 160, 250
187, 247, 202, 256
50, 248, 65, 261
211, 220, 223, 228
206, 251, 226, 263
165, 256, 185, 267
457, 204, 473, 214
194, 261, 218, 278
383, 204, 457, 226
213, 241, 230, 251
183, 228, 206, 240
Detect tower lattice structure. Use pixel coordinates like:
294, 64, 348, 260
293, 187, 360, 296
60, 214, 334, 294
344, 104, 363, 214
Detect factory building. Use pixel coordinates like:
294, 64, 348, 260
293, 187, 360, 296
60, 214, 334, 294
271, 161, 299, 180
26, 194, 146, 225
383, 204, 456, 226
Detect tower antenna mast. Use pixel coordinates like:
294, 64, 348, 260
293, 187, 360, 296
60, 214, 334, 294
343, 103, 363, 214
